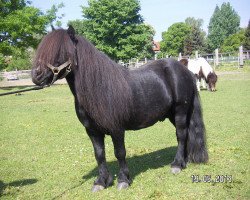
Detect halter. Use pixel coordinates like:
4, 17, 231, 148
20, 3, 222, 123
47, 59, 72, 85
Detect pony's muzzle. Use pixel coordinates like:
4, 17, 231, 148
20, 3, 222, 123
31, 68, 46, 86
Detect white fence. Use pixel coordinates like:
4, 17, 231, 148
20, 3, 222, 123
1, 47, 249, 79
121, 46, 250, 69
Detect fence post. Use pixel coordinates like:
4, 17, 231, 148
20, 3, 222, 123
178, 53, 182, 61
239, 46, 244, 67
215, 48, 219, 67
154, 54, 157, 60
195, 51, 198, 59
136, 59, 139, 68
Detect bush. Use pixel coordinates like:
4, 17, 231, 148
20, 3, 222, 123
0, 74, 3, 81
6, 57, 32, 71
0, 53, 7, 71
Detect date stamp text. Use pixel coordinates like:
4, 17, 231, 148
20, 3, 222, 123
191, 175, 233, 183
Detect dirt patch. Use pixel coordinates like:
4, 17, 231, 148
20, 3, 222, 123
0, 78, 67, 88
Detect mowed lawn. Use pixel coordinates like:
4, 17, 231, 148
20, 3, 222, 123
0, 70, 249, 199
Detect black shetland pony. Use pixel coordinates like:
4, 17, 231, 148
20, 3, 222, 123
32, 26, 208, 192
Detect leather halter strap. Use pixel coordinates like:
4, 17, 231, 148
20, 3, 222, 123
47, 59, 72, 85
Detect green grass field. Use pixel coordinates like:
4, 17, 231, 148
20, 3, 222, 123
0, 70, 249, 199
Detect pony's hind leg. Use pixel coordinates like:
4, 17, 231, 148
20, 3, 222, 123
171, 105, 189, 174
86, 129, 113, 192
111, 133, 130, 190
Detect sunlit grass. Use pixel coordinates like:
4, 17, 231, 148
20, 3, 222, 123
0, 71, 249, 199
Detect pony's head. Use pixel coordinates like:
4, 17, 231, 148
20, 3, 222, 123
32, 26, 78, 86
206, 72, 217, 91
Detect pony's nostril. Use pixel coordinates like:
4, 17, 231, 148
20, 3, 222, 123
31, 67, 46, 86
32, 69, 42, 79
36, 69, 43, 76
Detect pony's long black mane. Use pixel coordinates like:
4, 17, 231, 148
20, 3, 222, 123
74, 35, 133, 132
35, 29, 133, 132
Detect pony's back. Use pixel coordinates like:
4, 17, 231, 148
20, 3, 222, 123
187, 59, 201, 74
187, 57, 213, 77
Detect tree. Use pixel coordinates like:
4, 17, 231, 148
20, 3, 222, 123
69, 0, 155, 61
160, 22, 191, 56
183, 26, 204, 55
1, 1, 44, 55
221, 29, 246, 53
183, 17, 206, 55
0, 0, 64, 70
45, 3, 65, 27
207, 3, 240, 52
0, 1, 64, 55
243, 20, 250, 50
185, 17, 203, 30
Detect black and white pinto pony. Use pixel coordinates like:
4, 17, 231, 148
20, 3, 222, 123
180, 57, 218, 91
32, 26, 208, 192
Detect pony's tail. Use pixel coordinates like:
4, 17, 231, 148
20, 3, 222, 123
187, 91, 208, 163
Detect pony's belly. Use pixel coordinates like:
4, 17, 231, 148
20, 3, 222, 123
129, 118, 166, 130
125, 104, 170, 130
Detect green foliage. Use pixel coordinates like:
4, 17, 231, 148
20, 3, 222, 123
207, 3, 240, 52
0, 0, 64, 70
160, 22, 191, 56
1, 48, 32, 71
221, 29, 246, 53
0, 1, 48, 55
185, 17, 203, 29
69, 0, 155, 61
7, 57, 31, 71
184, 18, 206, 55
0, 53, 6, 70
45, 3, 65, 27
243, 20, 250, 50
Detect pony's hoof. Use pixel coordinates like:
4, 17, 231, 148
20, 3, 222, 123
171, 167, 181, 174
91, 185, 105, 192
117, 182, 129, 190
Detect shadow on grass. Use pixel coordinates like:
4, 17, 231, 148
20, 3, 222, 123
0, 179, 38, 197
83, 146, 177, 182
52, 147, 176, 199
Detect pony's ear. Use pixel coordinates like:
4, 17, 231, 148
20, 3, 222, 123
67, 25, 77, 43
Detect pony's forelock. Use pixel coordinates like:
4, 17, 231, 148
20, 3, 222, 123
33, 29, 76, 69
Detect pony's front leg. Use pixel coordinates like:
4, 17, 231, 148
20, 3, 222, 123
201, 78, 206, 89
111, 133, 130, 190
196, 78, 201, 91
87, 129, 113, 192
